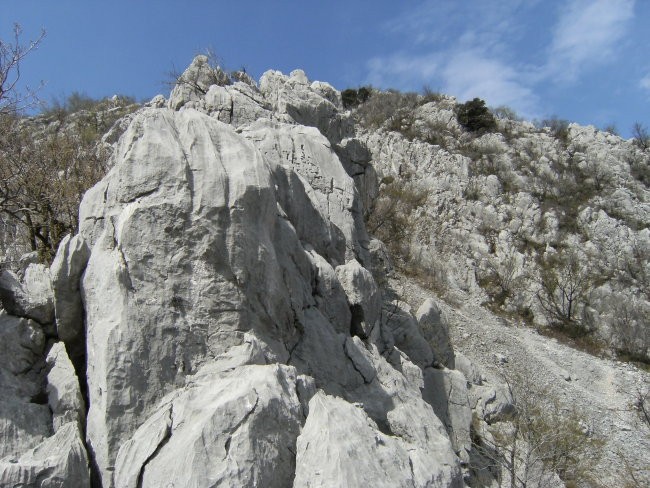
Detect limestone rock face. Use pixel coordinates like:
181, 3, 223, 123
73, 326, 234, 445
423, 368, 473, 462
259, 69, 353, 142
0, 422, 90, 488
335, 259, 381, 339
50, 234, 90, 362
0, 264, 54, 325
115, 363, 302, 488
417, 298, 455, 368
168, 55, 230, 111
0, 311, 51, 459
46, 342, 86, 432
294, 392, 421, 488
0, 59, 485, 488
76, 94, 462, 487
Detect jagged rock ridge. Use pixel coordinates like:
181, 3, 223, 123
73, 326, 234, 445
0, 56, 501, 488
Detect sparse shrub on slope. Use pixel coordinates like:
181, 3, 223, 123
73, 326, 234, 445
472, 373, 604, 488
456, 98, 497, 134
341, 86, 371, 109
0, 93, 140, 263
540, 117, 571, 146
0, 115, 106, 262
354, 89, 421, 130
632, 122, 649, 151
365, 173, 428, 264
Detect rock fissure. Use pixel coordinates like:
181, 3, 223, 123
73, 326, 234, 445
135, 404, 174, 488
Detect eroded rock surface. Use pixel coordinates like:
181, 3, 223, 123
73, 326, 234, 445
0, 58, 510, 488
71, 59, 472, 487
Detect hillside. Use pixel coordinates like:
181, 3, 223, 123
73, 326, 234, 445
0, 56, 648, 488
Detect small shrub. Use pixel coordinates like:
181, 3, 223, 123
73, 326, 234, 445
535, 250, 596, 335
456, 98, 497, 134
421, 85, 444, 103
492, 105, 520, 121
341, 86, 372, 109
541, 117, 571, 146
365, 173, 428, 267
632, 122, 649, 150
354, 89, 420, 130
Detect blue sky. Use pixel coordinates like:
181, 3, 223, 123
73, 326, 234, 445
2, 0, 648, 137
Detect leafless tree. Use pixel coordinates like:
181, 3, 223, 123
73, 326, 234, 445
536, 250, 595, 333
0, 23, 45, 115
632, 123, 649, 151
470, 373, 603, 488
0, 114, 109, 261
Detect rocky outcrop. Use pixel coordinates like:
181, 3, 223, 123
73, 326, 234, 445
46, 342, 86, 432
0, 422, 90, 488
0, 264, 54, 326
115, 363, 303, 488
0, 57, 523, 488
417, 299, 455, 368
0, 312, 50, 459
0, 312, 90, 487
359, 108, 650, 361
66, 58, 482, 487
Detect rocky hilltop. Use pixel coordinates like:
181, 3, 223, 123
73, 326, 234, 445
0, 56, 648, 488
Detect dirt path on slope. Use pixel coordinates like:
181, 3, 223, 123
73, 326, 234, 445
394, 275, 650, 487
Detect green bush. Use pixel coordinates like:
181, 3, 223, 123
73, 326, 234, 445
341, 86, 372, 109
456, 98, 497, 134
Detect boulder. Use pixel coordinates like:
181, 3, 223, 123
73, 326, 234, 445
383, 299, 434, 368
46, 342, 85, 432
417, 298, 455, 368
0, 422, 90, 488
423, 368, 473, 462
259, 69, 353, 143
114, 364, 302, 488
336, 259, 381, 340
50, 234, 90, 360
0, 264, 54, 325
168, 55, 230, 110
294, 392, 415, 488
0, 311, 51, 458
454, 352, 483, 385
295, 391, 462, 488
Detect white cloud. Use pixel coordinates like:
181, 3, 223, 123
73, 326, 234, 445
365, 52, 440, 89
364, 0, 635, 122
442, 50, 539, 117
640, 74, 650, 92
365, 49, 539, 118
547, 0, 635, 81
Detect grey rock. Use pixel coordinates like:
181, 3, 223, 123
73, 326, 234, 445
0, 422, 90, 488
423, 368, 473, 461
368, 238, 393, 282
383, 299, 434, 368
259, 69, 353, 142
0, 311, 51, 458
0, 264, 54, 325
294, 392, 414, 488
454, 352, 483, 385
168, 55, 230, 110
203, 83, 271, 127
295, 391, 462, 488
336, 259, 381, 340
114, 364, 302, 488
46, 342, 85, 432
77, 108, 372, 485
50, 234, 90, 359
417, 298, 455, 368
470, 383, 515, 424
